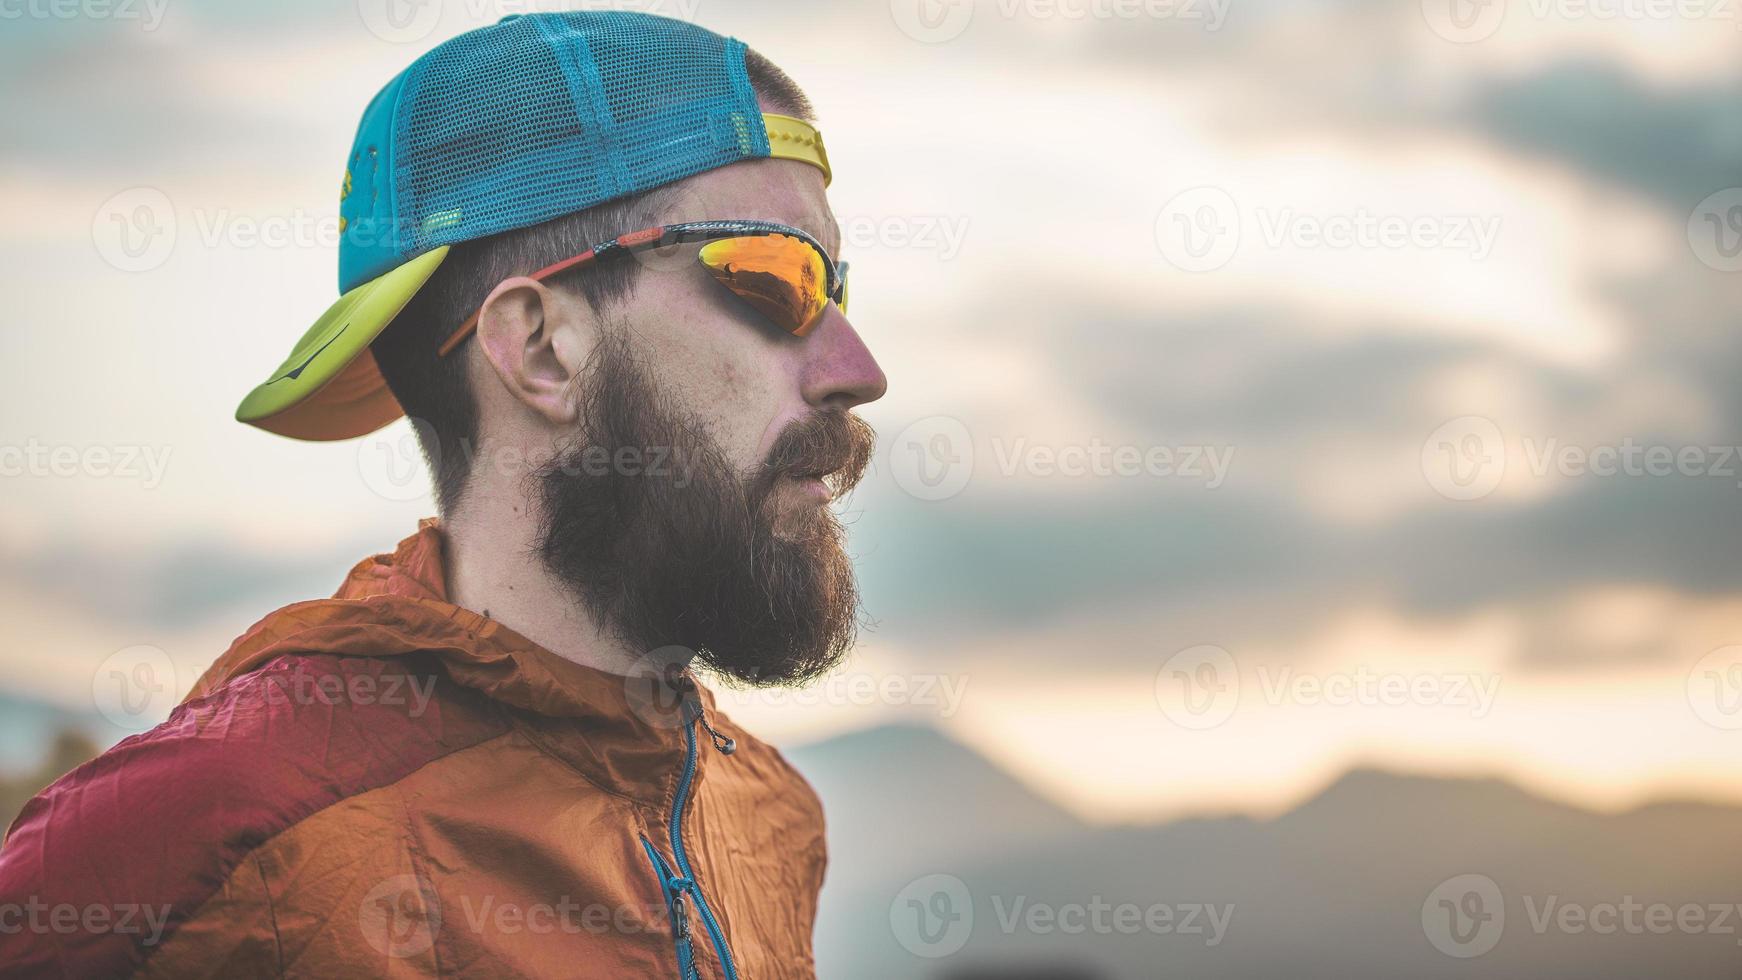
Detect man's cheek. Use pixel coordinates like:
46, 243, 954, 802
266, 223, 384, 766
710, 371, 784, 468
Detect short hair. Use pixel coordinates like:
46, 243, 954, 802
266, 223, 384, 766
371, 47, 813, 514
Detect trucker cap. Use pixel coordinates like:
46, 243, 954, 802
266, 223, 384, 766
235, 11, 832, 441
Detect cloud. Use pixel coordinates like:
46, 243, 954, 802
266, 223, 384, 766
851, 245, 1742, 665
0, 529, 371, 633
1463, 59, 1742, 210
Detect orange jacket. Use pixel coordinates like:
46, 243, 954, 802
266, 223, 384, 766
0, 522, 827, 978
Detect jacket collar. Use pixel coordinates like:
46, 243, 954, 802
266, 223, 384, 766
191, 520, 712, 806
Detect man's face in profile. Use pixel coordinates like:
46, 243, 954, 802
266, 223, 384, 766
528, 157, 887, 686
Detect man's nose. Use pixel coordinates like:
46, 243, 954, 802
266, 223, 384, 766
800, 307, 888, 411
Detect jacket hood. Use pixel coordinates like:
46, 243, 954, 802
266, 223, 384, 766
190, 519, 706, 748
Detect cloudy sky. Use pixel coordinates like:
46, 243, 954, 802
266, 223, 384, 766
2, 0, 1740, 822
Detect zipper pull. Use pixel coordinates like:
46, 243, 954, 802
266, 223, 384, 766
698, 712, 736, 756
675, 672, 737, 756
671, 890, 692, 940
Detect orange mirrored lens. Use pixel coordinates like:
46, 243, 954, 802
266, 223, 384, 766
697, 233, 828, 336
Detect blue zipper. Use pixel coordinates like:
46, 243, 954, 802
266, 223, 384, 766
670, 698, 739, 980
640, 836, 699, 980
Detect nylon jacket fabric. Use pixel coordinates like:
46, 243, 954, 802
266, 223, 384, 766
0, 521, 827, 978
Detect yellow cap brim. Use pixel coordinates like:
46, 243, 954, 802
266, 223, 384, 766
235, 246, 449, 441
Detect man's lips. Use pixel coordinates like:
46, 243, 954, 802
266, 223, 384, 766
784, 472, 834, 504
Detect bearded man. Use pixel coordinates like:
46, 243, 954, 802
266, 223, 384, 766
0, 12, 885, 978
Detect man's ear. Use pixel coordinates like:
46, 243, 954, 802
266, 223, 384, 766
473, 277, 592, 426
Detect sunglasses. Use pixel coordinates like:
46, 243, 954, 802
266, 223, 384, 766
437, 220, 849, 357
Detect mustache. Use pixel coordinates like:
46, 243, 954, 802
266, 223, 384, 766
755, 411, 877, 501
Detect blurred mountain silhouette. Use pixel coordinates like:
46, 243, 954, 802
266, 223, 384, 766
0, 729, 100, 840
787, 725, 1742, 980
790, 724, 1088, 871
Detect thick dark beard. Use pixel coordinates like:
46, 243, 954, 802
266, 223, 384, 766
533, 332, 875, 687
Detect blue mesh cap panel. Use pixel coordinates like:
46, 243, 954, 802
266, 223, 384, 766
383, 12, 766, 280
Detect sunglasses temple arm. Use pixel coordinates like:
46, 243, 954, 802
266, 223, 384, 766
434, 312, 481, 358
433, 248, 601, 358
